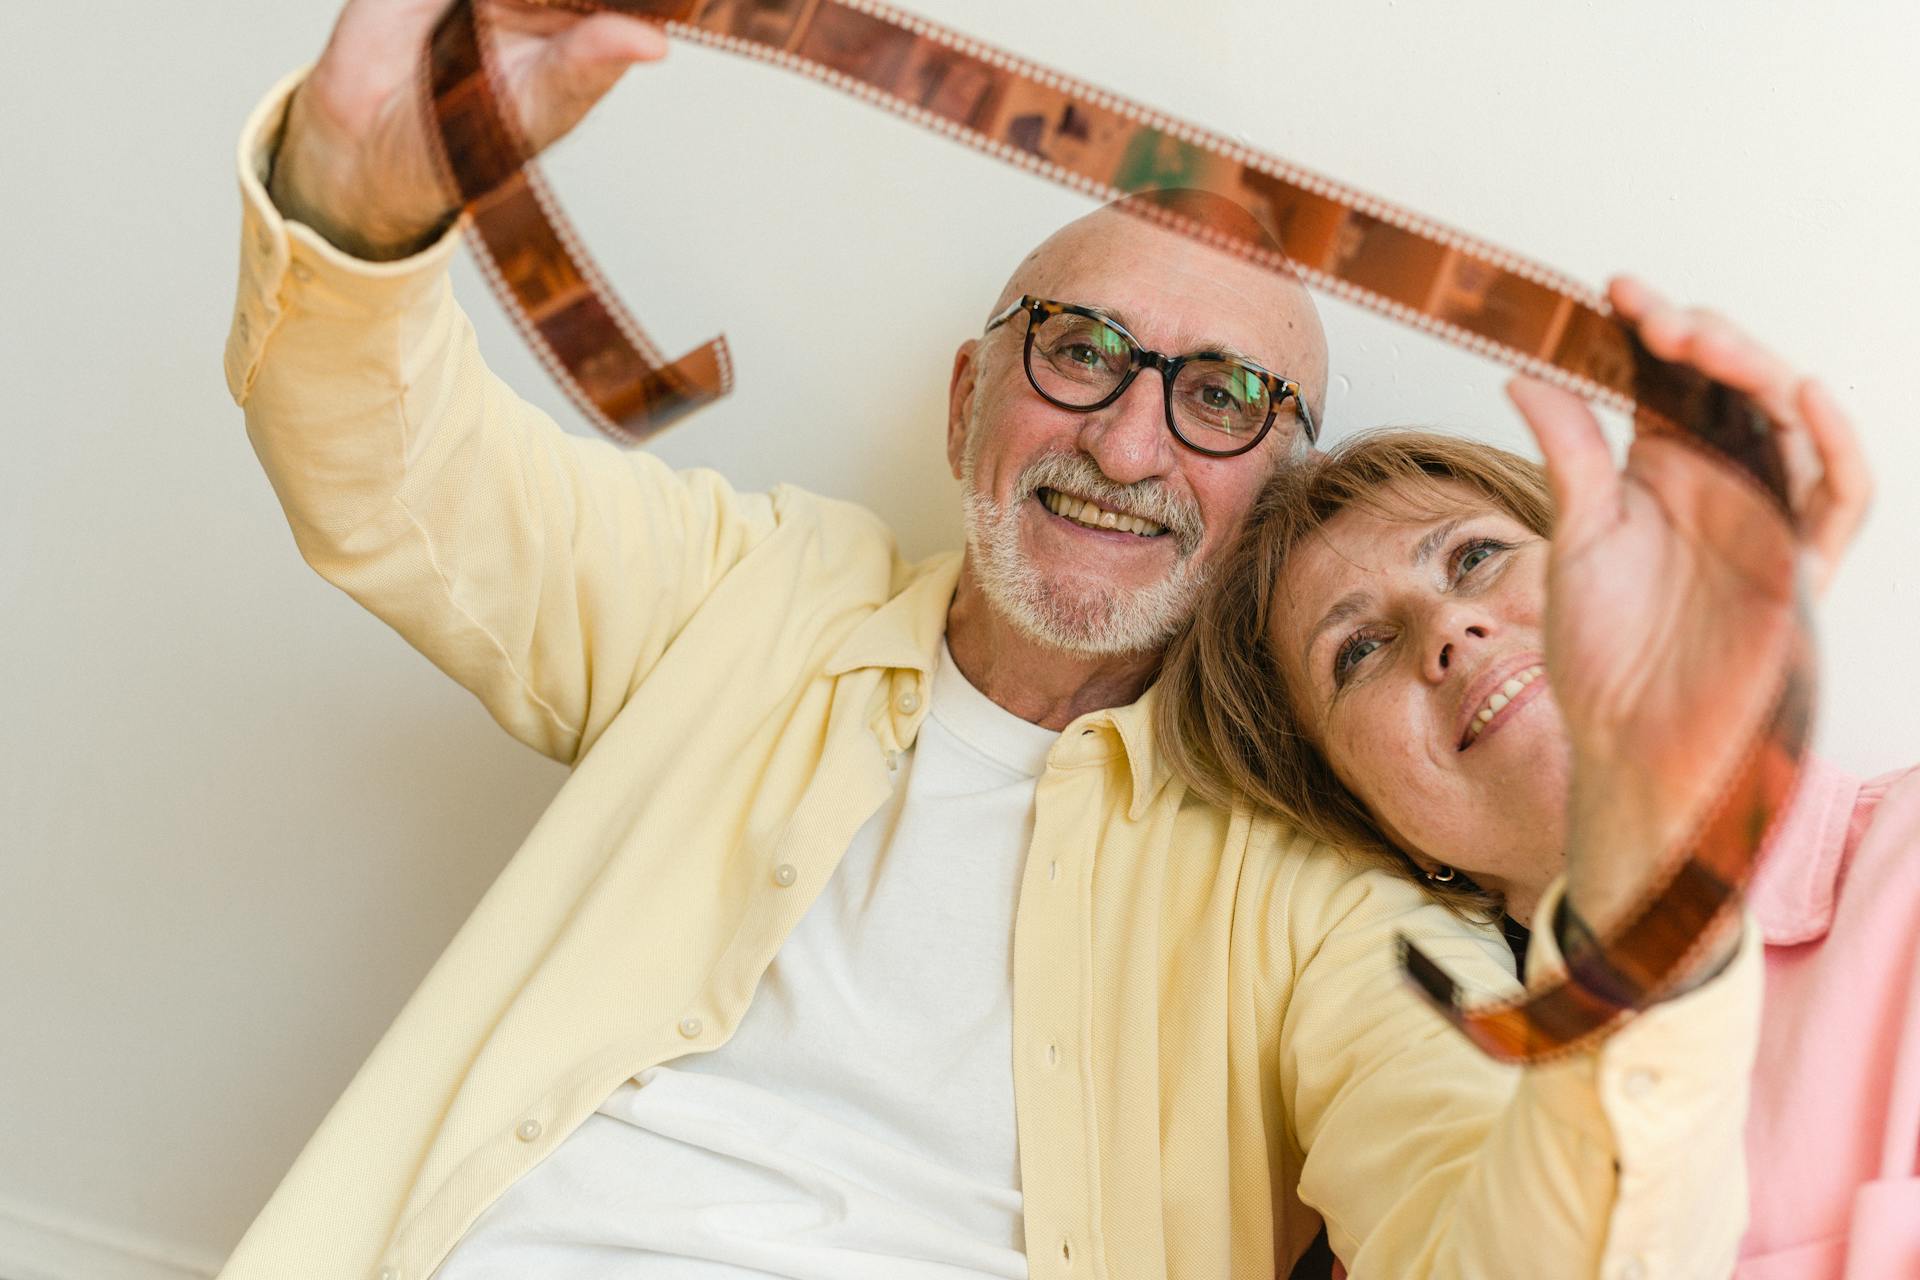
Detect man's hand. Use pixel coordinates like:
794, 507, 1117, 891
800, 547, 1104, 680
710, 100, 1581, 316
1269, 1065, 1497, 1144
270, 0, 668, 260
1508, 278, 1870, 969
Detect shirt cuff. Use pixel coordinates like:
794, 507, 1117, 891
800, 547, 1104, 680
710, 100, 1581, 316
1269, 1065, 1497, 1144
225, 67, 465, 404
1526, 877, 1764, 1279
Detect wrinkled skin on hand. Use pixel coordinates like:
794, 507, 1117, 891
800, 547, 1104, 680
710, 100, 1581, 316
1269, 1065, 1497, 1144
270, 0, 666, 259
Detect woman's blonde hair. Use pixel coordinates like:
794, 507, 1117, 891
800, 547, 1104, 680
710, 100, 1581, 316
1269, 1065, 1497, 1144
1156, 429, 1555, 920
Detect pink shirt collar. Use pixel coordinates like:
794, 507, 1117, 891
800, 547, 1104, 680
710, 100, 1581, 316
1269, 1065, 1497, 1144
1747, 756, 1864, 946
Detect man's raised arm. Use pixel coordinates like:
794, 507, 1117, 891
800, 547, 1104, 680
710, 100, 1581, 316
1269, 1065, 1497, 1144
228, 1, 780, 764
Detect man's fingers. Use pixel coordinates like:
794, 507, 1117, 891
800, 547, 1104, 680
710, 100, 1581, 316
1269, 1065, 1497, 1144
554, 11, 670, 64
515, 13, 669, 152
1508, 376, 1618, 551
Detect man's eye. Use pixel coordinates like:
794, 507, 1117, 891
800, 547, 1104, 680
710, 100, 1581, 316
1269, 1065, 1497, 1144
1333, 634, 1382, 686
1062, 342, 1102, 368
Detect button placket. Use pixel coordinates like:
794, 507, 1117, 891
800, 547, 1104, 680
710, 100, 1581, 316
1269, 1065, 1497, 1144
1017, 769, 1098, 1280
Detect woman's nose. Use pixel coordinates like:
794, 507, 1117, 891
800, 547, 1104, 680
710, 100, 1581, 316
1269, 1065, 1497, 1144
1426, 618, 1491, 683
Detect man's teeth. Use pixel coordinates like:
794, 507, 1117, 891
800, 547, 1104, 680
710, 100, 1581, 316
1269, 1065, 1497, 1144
1041, 489, 1166, 537
1466, 665, 1545, 741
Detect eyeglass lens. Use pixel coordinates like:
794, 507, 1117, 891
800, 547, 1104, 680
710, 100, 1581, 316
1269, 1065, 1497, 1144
1026, 309, 1275, 452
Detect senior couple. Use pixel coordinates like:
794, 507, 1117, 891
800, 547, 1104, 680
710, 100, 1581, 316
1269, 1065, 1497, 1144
219, 3, 1915, 1278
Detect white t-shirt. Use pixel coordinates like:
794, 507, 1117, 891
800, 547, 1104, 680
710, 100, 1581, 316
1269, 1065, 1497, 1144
433, 643, 1057, 1278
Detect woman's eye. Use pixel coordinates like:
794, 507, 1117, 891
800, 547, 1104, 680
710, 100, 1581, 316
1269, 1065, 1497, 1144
1453, 537, 1509, 580
1333, 634, 1382, 686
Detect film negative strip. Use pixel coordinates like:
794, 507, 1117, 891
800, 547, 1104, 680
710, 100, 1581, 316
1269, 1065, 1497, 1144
421, 0, 1812, 1063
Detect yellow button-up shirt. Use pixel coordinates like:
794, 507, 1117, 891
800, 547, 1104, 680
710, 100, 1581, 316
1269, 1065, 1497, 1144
218, 72, 1760, 1280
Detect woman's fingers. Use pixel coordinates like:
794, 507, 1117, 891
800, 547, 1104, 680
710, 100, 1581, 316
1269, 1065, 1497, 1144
1604, 275, 1863, 584
1606, 275, 1661, 327
1606, 277, 1796, 409
1508, 376, 1618, 553
1794, 378, 1873, 596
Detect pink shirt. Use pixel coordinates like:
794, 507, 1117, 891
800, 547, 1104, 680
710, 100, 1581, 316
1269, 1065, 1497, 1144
1738, 758, 1920, 1277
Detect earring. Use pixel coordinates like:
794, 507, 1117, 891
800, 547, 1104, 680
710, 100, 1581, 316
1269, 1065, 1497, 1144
1426, 865, 1457, 885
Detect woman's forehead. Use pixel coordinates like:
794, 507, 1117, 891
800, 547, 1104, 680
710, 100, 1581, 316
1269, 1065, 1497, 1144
1270, 480, 1512, 637
1303, 480, 1491, 569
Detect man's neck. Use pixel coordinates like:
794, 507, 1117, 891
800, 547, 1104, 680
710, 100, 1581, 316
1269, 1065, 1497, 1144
943, 562, 1162, 732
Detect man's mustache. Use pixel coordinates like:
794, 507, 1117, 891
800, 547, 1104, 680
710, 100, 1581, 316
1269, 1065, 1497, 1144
1016, 453, 1205, 556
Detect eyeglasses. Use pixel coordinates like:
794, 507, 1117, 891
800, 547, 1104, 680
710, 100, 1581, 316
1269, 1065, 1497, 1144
983, 295, 1318, 456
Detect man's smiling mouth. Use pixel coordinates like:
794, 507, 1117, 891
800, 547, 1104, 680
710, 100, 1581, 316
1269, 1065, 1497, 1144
1038, 488, 1168, 538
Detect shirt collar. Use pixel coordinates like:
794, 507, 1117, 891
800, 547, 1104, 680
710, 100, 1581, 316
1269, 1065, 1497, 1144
1747, 755, 1861, 946
1093, 686, 1179, 823
822, 550, 1176, 820
822, 552, 962, 680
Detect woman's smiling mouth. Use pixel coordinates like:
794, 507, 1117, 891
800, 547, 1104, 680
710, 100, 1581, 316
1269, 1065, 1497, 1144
1459, 663, 1547, 750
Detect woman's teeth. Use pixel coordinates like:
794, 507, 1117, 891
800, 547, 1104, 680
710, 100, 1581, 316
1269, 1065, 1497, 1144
1465, 665, 1545, 744
1041, 488, 1166, 537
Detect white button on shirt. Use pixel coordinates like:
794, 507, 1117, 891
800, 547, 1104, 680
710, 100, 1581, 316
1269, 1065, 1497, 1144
432, 644, 1056, 1278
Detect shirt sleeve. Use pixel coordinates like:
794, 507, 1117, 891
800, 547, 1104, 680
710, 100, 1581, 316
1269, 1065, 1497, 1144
225, 71, 779, 765
1278, 852, 1762, 1280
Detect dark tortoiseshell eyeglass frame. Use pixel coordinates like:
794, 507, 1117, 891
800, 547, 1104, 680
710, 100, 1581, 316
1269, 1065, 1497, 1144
983, 294, 1319, 456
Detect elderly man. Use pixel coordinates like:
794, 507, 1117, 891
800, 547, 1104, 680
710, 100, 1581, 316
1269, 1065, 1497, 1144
220, 3, 1775, 1277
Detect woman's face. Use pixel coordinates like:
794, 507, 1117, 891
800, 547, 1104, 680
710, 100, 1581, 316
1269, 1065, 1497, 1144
1267, 481, 1572, 920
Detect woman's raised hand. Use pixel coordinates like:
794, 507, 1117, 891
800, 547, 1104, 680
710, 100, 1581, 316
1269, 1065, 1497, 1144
1608, 278, 1872, 598
269, 0, 668, 260
1507, 280, 1868, 946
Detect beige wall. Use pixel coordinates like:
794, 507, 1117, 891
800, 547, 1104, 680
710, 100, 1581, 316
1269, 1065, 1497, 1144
3, 0, 1915, 1274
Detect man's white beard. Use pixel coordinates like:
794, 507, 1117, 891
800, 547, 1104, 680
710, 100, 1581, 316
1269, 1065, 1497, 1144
959, 443, 1209, 658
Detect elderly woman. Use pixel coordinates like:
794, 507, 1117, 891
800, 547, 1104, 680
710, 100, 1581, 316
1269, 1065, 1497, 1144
1161, 285, 1915, 1279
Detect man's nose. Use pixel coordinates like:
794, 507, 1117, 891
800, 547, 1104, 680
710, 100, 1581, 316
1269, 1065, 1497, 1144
1075, 371, 1177, 486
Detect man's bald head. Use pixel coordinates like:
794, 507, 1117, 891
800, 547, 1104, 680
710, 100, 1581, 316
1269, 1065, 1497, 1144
985, 190, 1329, 428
